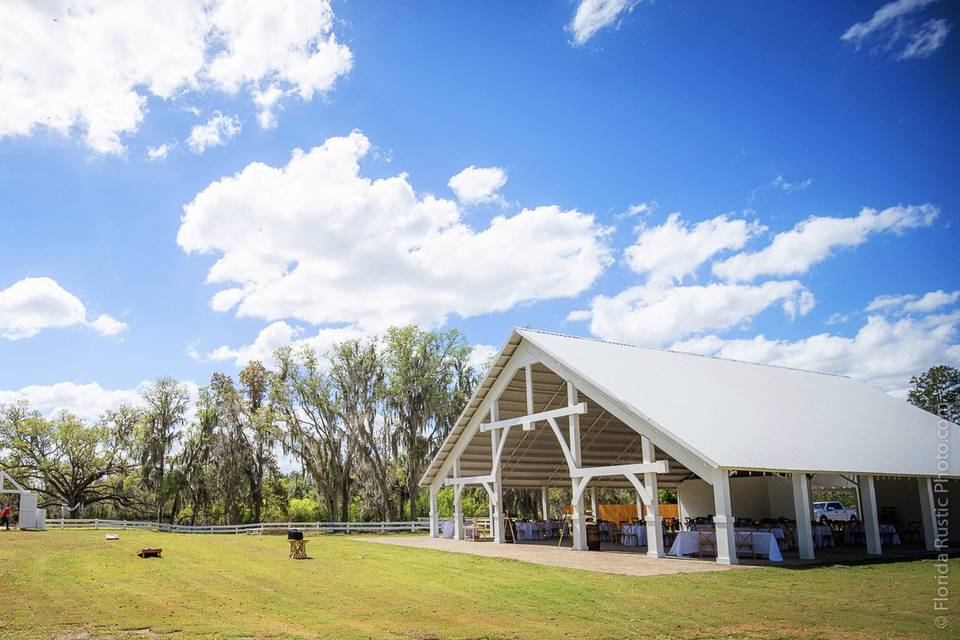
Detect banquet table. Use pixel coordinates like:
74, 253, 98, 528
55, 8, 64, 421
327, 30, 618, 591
619, 524, 648, 547
514, 521, 546, 541
813, 524, 833, 548
842, 522, 901, 546
667, 530, 783, 561
442, 520, 455, 539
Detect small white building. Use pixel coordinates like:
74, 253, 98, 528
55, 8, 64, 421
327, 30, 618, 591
420, 329, 960, 564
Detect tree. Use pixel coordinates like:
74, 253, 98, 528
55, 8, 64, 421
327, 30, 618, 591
275, 345, 357, 521
384, 326, 474, 520
0, 403, 138, 515
329, 338, 393, 520
908, 364, 960, 424
139, 377, 191, 521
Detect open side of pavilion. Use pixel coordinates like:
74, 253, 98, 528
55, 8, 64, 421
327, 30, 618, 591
419, 328, 960, 565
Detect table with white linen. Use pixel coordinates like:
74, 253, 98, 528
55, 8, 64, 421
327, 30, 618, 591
514, 521, 547, 541
843, 522, 901, 546
813, 524, 833, 548
667, 530, 783, 561
881, 523, 902, 545
619, 524, 648, 547
442, 520, 455, 539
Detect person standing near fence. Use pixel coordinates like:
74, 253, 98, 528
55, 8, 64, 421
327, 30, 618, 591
1, 505, 12, 530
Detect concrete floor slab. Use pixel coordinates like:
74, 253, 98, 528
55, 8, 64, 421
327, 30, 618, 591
359, 536, 744, 577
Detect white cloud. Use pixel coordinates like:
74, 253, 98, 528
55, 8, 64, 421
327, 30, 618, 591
712, 204, 938, 282
0, 0, 351, 153
0, 380, 200, 422
448, 166, 507, 205
88, 314, 128, 336
841, 0, 935, 43
468, 343, 498, 374
207, 321, 367, 367
0, 277, 126, 340
841, 0, 950, 60
146, 144, 170, 160
0, 382, 142, 421
571, 280, 813, 346
624, 213, 765, 285
771, 175, 812, 193
899, 18, 952, 59
671, 311, 960, 394
187, 112, 241, 153
568, 0, 640, 46
179, 131, 613, 334
866, 289, 960, 314
624, 201, 658, 217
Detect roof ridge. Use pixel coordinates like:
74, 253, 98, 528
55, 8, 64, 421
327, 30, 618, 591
516, 327, 851, 380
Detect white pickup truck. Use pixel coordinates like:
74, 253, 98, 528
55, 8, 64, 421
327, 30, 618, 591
813, 501, 858, 522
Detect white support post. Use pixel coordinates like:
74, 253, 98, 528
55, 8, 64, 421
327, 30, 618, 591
568, 381, 587, 550
541, 486, 549, 521
712, 468, 738, 565
918, 477, 938, 552
453, 458, 464, 540
792, 472, 815, 560
428, 484, 439, 539
858, 474, 882, 555
524, 364, 535, 431
490, 401, 505, 543
589, 486, 598, 520
642, 436, 664, 557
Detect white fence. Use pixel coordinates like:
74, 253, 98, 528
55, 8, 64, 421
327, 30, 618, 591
45, 518, 429, 535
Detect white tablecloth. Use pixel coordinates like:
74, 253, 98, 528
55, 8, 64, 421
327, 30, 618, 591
843, 523, 901, 546
442, 520, 455, 539
620, 524, 648, 547
813, 524, 833, 548
515, 521, 546, 541
667, 530, 783, 561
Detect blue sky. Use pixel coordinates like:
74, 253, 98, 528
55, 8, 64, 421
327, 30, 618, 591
1, 0, 958, 417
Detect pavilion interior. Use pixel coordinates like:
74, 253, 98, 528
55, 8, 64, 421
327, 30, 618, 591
448, 361, 960, 553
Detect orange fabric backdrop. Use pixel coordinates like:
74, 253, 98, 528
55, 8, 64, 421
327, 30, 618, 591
561, 503, 679, 520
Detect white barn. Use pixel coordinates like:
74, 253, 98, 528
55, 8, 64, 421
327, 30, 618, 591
420, 328, 960, 564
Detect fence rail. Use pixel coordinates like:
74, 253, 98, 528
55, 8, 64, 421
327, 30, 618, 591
44, 518, 429, 535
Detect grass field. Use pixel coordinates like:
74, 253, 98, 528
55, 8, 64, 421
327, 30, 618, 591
0, 529, 953, 639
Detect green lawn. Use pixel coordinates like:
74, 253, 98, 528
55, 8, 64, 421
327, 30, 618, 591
0, 529, 953, 639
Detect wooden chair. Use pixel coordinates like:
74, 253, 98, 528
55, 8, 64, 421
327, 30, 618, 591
696, 530, 716, 557
288, 539, 308, 559
735, 530, 756, 558
902, 521, 923, 544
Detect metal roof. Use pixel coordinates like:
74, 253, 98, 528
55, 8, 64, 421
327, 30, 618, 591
421, 328, 960, 486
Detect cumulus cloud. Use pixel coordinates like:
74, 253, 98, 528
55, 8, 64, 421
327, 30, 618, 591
866, 289, 960, 314
468, 343, 498, 374
572, 280, 813, 346
841, 0, 951, 60
0, 0, 352, 153
568, 0, 641, 46
187, 112, 241, 153
146, 144, 171, 160
625, 212, 764, 285
0, 277, 126, 340
671, 311, 960, 394
712, 204, 938, 282
178, 131, 612, 334
448, 166, 507, 205
207, 321, 366, 367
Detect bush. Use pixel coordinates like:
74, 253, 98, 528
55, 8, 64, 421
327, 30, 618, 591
288, 497, 320, 522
